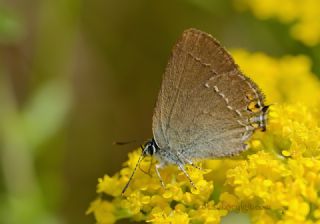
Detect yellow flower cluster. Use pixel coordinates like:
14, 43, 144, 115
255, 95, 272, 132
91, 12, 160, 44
232, 50, 320, 108
87, 51, 320, 223
87, 151, 227, 223
223, 104, 320, 223
234, 0, 320, 46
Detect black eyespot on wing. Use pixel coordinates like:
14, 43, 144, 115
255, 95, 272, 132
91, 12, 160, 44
262, 105, 269, 112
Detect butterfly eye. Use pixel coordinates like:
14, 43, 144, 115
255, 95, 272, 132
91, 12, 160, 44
146, 145, 153, 155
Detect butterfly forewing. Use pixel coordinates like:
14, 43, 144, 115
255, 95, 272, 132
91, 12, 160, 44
152, 28, 265, 159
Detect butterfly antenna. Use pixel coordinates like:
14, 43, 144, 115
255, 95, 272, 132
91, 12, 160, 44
147, 156, 154, 174
121, 146, 145, 195
113, 140, 137, 145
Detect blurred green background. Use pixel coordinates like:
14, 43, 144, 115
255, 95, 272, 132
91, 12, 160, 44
0, 0, 319, 224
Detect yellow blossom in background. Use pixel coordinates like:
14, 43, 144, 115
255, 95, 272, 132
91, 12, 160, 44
234, 0, 320, 46
87, 50, 320, 224
232, 50, 320, 108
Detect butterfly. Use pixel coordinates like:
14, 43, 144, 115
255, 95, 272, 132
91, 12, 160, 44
122, 28, 268, 194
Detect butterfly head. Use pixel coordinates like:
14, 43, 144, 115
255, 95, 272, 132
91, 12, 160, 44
142, 138, 159, 156
122, 138, 159, 195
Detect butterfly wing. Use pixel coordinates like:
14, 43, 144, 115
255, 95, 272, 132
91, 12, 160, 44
152, 28, 266, 159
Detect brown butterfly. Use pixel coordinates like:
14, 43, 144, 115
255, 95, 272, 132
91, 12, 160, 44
122, 28, 268, 194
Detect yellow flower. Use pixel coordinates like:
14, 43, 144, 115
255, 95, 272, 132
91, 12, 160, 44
190, 202, 228, 224
147, 210, 190, 224
123, 191, 150, 215
234, 0, 320, 46
86, 198, 116, 224
97, 175, 122, 197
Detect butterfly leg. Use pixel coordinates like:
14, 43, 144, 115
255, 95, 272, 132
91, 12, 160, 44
155, 162, 165, 188
184, 158, 202, 170
177, 152, 202, 170
177, 163, 196, 189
